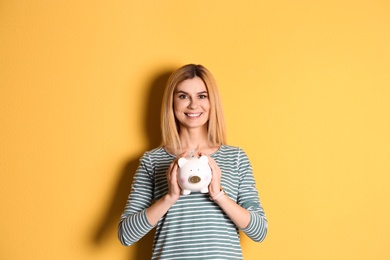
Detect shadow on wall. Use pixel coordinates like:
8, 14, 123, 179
92, 69, 174, 259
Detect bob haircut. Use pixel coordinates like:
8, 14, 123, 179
161, 64, 226, 153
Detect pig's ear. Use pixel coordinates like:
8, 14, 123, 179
199, 155, 209, 163
178, 157, 188, 168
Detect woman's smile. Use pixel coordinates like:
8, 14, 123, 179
185, 112, 203, 118
173, 77, 210, 130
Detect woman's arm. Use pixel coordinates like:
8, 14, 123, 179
118, 157, 155, 246
208, 156, 251, 229
118, 153, 183, 246
206, 149, 268, 242
145, 161, 181, 226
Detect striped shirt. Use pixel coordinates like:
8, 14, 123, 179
118, 145, 267, 260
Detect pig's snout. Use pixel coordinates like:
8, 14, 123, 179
188, 175, 201, 184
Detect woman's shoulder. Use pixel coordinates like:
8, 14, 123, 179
221, 144, 239, 149
219, 144, 244, 153
217, 145, 250, 160
214, 145, 240, 157
137, 147, 173, 168
143, 146, 166, 156
141, 146, 174, 160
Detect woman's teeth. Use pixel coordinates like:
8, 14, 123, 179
186, 113, 201, 117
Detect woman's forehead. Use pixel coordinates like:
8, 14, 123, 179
176, 77, 207, 93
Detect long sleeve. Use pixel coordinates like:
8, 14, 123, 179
118, 154, 155, 246
236, 149, 268, 242
118, 146, 266, 259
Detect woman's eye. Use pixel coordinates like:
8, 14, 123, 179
178, 94, 187, 99
199, 94, 208, 99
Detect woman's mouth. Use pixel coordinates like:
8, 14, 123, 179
185, 113, 202, 118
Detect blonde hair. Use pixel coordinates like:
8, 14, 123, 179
161, 64, 226, 152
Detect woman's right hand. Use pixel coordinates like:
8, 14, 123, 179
165, 152, 187, 204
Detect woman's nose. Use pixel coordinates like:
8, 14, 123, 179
188, 98, 199, 109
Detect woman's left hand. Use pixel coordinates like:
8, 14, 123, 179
200, 154, 222, 197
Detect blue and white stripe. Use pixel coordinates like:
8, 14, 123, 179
118, 145, 267, 259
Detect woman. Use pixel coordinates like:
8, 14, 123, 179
118, 64, 267, 259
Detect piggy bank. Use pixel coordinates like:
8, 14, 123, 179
178, 155, 212, 195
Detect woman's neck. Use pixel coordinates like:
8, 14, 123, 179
176, 128, 220, 156
179, 128, 207, 149
164, 127, 220, 156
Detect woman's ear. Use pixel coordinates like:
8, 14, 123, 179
199, 155, 209, 163
178, 157, 188, 168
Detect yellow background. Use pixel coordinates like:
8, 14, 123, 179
1, 1, 389, 259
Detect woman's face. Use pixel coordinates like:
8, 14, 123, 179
173, 77, 210, 131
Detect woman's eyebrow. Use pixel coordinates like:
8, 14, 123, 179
175, 90, 208, 94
